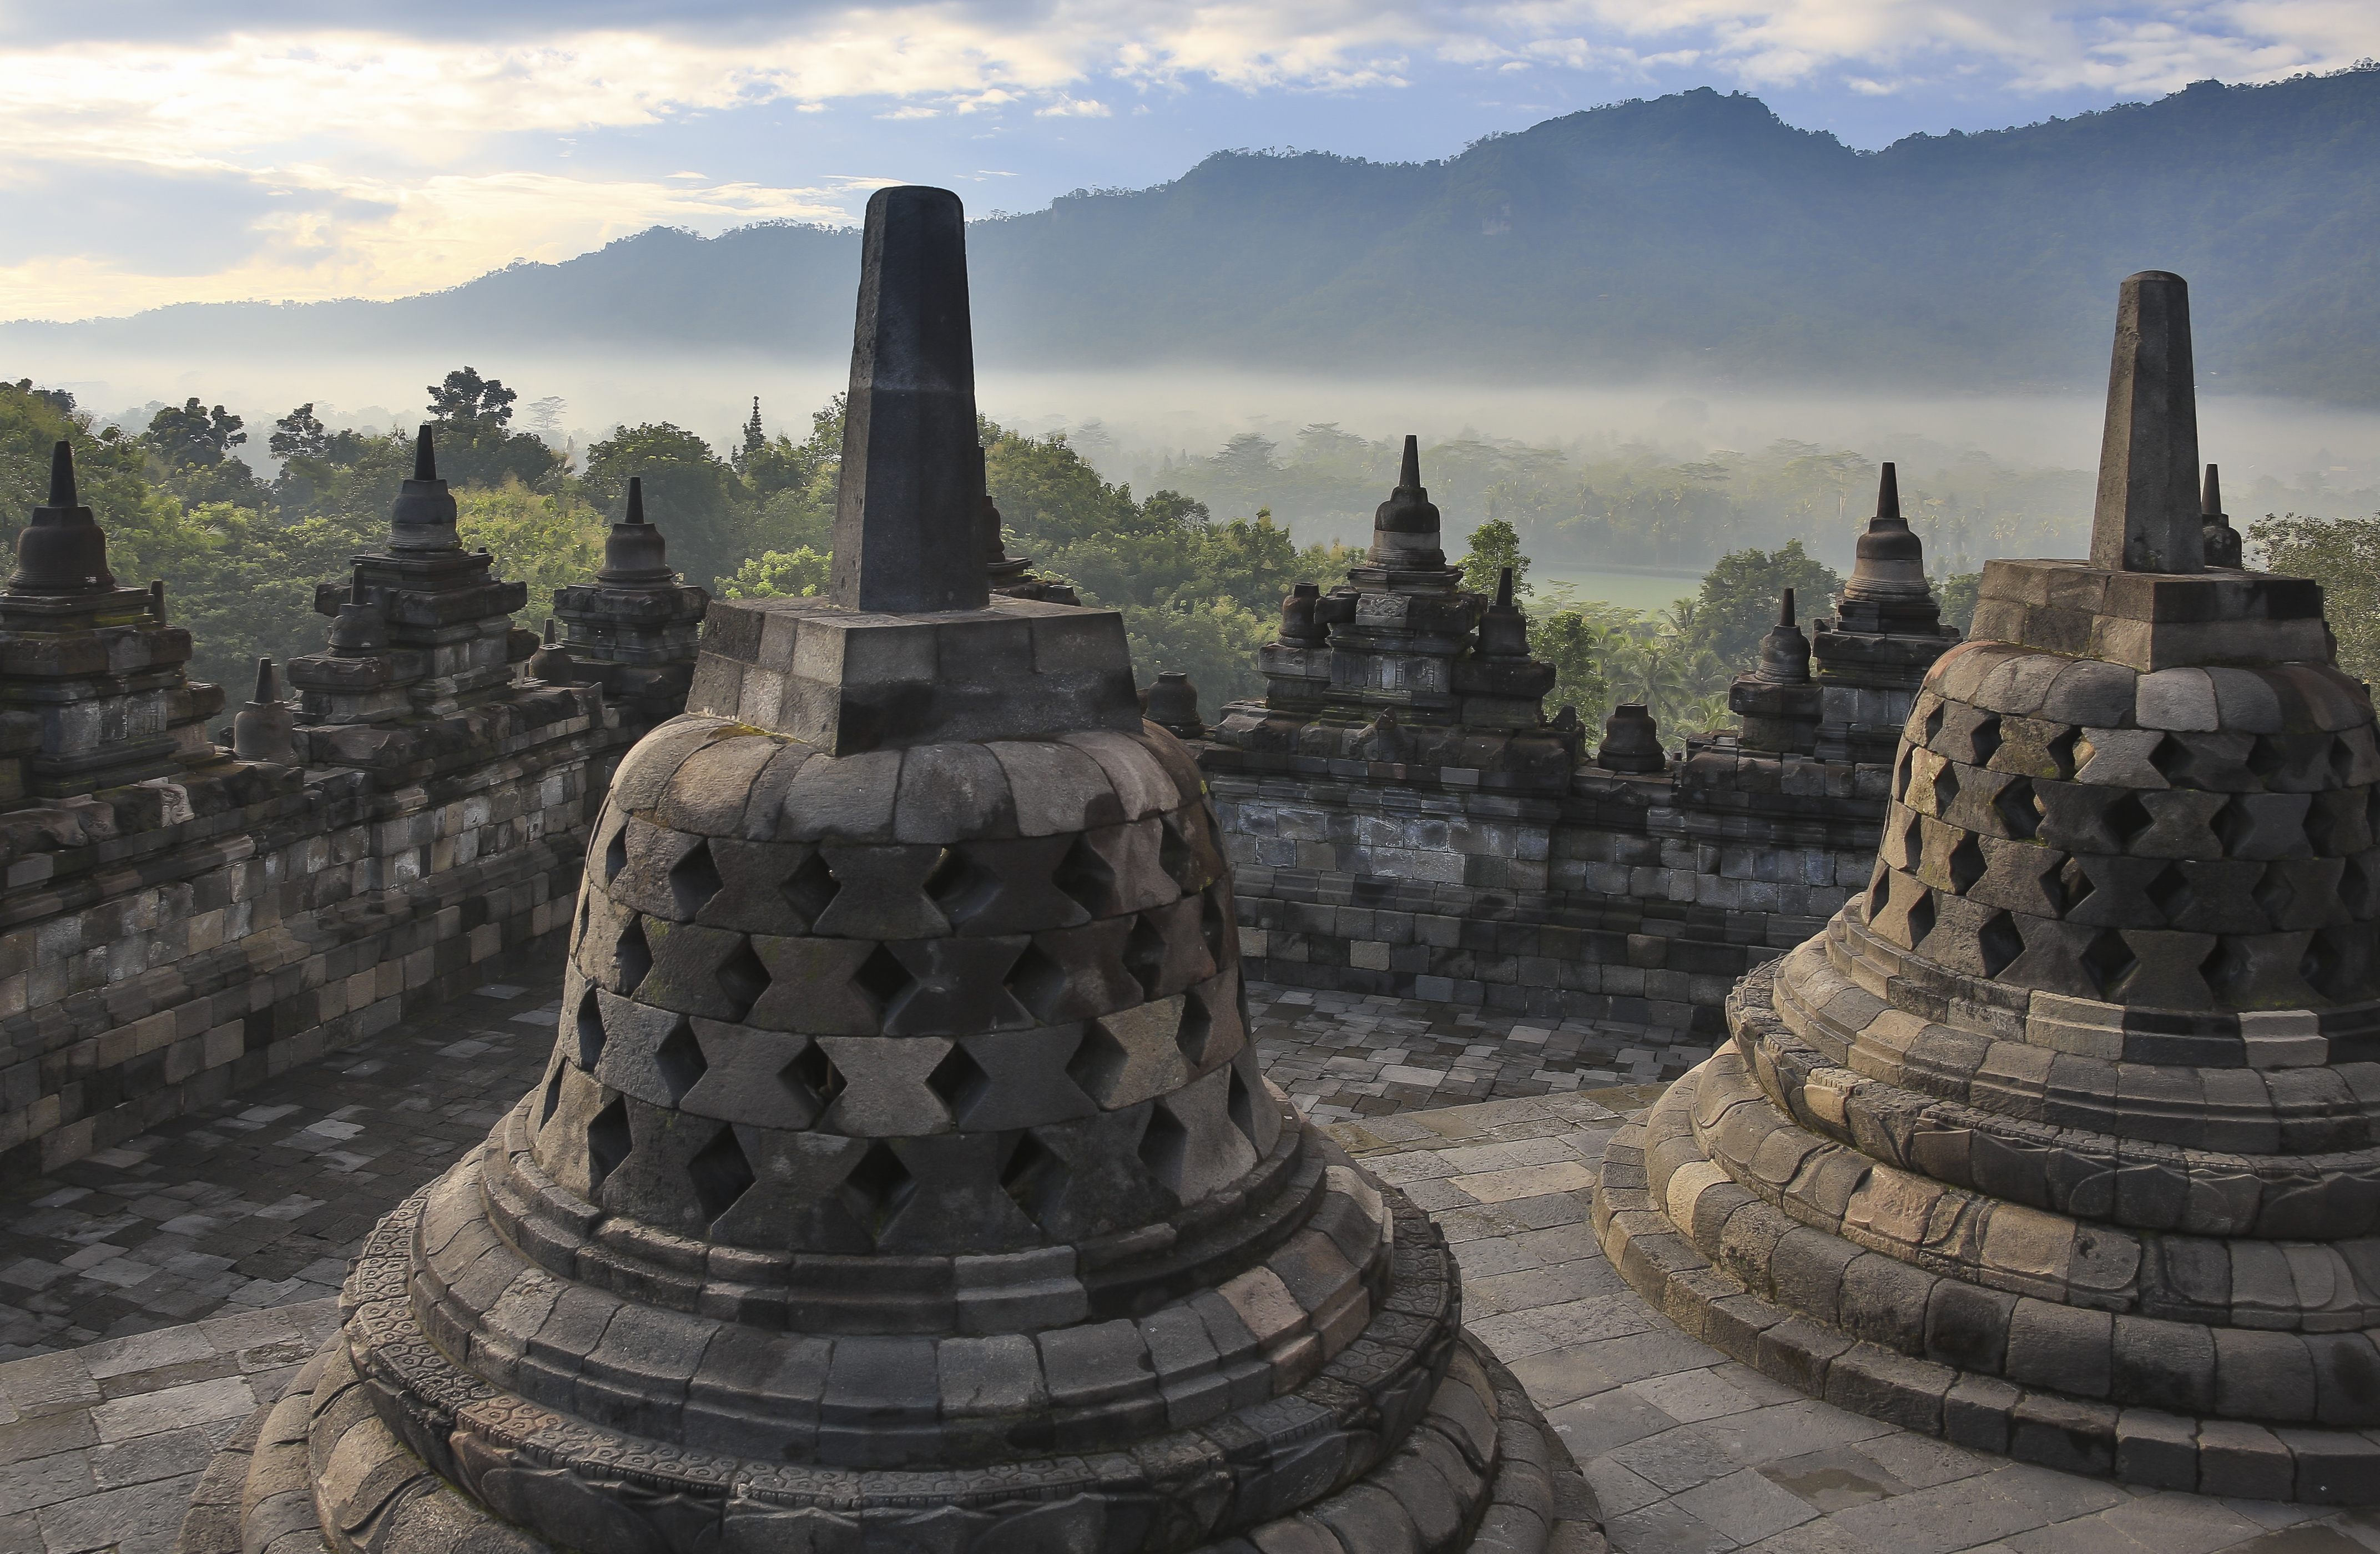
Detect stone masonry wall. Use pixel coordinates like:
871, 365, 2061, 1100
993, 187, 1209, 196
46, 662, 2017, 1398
0, 698, 628, 1178
1203, 739, 1890, 1039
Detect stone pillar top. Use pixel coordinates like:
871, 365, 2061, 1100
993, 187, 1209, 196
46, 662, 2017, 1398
1842, 462, 1928, 601
1367, 434, 1448, 572
595, 476, 675, 586
388, 425, 460, 551
829, 185, 992, 615
2089, 270, 2204, 575
10, 441, 115, 597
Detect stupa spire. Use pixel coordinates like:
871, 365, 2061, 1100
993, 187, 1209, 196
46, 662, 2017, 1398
10, 441, 114, 596
1367, 433, 1446, 571
2089, 270, 2204, 573
829, 185, 990, 614
389, 423, 458, 548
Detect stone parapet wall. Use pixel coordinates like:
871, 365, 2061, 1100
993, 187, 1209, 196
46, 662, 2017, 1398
1204, 743, 1890, 1037
0, 699, 631, 1180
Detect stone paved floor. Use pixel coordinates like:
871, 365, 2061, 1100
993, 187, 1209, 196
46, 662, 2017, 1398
1247, 982, 1708, 1124
0, 968, 1688, 1358
1335, 1093, 2380, 1554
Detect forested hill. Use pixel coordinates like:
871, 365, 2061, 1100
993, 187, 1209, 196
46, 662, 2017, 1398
12, 67, 2380, 402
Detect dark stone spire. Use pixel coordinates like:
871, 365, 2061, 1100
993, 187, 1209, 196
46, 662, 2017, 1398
1368, 434, 1446, 570
829, 185, 990, 614
10, 441, 114, 596
2202, 461, 2243, 568
2089, 270, 2204, 574
1756, 589, 1812, 684
1832, 461, 1942, 637
1476, 564, 1530, 657
325, 566, 386, 653
596, 476, 674, 584
389, 423, 459, 549
233, 657, 296, 764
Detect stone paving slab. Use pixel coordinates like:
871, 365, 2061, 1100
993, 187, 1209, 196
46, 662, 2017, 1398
0, 962, 1702, 1357
1327, 1092, 2380, 1554
0, 1296, 339, 1553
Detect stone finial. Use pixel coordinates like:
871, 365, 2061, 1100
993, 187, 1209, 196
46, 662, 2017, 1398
1844, 464, 1927, 597
1278, 581, 1325, 645
233, 657, 296, 763
1476, 564, 1530, 658
597, 476, 674, 585
11, 440, 115, 596
527, 618, 579, 685
326, 567, 387, 653
1368, 435, 1446, 571
829, 185, 991, 614
1144, 670, 1205, 738
1756, 589, 1812, 684
1597, 703, 1666, 774
2089, 270, 2204, 574
390, 423, 460, 551
2202, 461, 2243, 568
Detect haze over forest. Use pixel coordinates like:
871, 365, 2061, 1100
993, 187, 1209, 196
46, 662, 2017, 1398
6, 71, 2380, 734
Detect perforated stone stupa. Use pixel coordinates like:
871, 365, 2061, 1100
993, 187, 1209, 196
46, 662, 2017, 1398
186, 186, 1596, 1553
1592, 270, 2380, 1501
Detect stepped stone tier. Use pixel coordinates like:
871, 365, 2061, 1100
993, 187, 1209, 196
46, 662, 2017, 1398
188, 185, 1597, 1554
553, 475, 712, 724
0, 442, 233, 803
1591, 269, 2380, 1501
1208, 441, 1579, 788
1811, 463, 1962, 763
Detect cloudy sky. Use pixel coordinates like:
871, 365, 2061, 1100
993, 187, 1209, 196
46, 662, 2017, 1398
4, 1, 2374, 321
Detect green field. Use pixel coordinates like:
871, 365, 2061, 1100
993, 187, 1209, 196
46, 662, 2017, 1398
1531, 566, 1704, 616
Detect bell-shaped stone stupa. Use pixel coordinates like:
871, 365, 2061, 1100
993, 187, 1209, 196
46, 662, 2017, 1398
1594, 270, 2380, 1503
187, 185, 1595, 1554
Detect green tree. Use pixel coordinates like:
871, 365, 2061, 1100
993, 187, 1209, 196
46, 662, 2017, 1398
583, 423, 745, 589
1691, 538, 1841, 668
457, 482, 608, 630
723, 548, 831, 599
2252, 514, 2380, 682
1458, 517, 1531, 596
1934, 571, 1981, 635
1529, 609, 1614, 722
428, 367, 519, 425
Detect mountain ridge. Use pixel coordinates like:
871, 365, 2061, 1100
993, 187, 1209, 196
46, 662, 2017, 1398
9, 70, 2379, 402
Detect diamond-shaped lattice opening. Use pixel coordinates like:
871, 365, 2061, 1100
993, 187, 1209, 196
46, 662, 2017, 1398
539, 1063, 565, 1128
603, 824, 628, 885
2149, 734, 2190, 785
2248, 735, 2288, 783
926, 1042, 992, 1123
853, 945, 915, 1016
2081, 931, 2137, 998
1066, 1022, 1131, 1105
614, 916, 652, 995
784, 1041, 844, 1107
575, 986, 606, 1069
1993, 779, 2041, 840
2046, 728, 2081, 780
2342, 857, 2378, 919
1865, 862, 1890, 922
1903, 888, 1936, 949
716, 939, 771, 1022
670, 839, 725, 919
2253, 865, 2297, 928
2303, 927, 2360, 1001
1932, 760, 1960, 818
1968, 715, 2003, 767
2200, 939, 2250, 1002
924, 846, 994, 926
1977, 911, 2024, 978
1227, 1063, 1260, 1148
654, 1019, 708, 1104
2059, 858, 2096, 916
2306, 794, 2352, 857
1948, 835, 1987, 895
1123, 915, 1168, 996
2103, 791, 2155, 850
780, 851, 841, 926
1892, 746, 1914, 804
1922, 702, 1946, 745
1176, 988, 1216, 1066
841, 1141, 915, 1243
1159, 814, 1196, 889
1001, 1132, 1066, 1220
687, 1124, 755, 1223
587, 1097, 633, 1193
1004, 942, 1069, 1021
2145, 864, 2192, 926
1053, 834, 1117, 917
2331, 738, 2358, 788
1138, 1103, 1189, 1198
1202, 890, 1231, 961
2211, 795, 2260, 857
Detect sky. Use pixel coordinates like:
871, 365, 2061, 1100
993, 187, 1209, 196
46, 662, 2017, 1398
4, 2, 2378, 322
